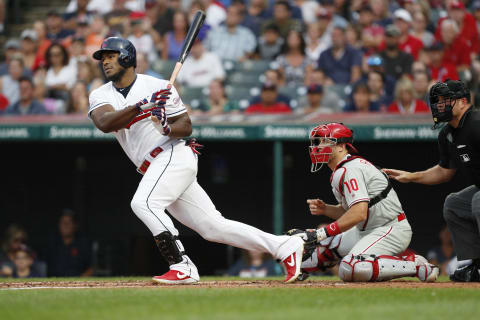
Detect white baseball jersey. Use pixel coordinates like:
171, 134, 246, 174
330, 155, 405, 231
88, 74, 187, 167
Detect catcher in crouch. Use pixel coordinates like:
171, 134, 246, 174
289, 122, 439, 282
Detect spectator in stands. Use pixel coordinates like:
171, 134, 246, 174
129, 13, 162, 63
440, 19, 471, 73
370, 0, 392, 27
103, 0, 131, 34
0, 0, 4, 34
379, 24, 413, 80
202, 0, 227, 28
344, 82, 379, 112
46, 10, 74, 42
0, 225, 28, 277
357, 3, 384, 56
162, 10, 189, 61
32, 21, 51, 71
245, 82, 291, 114
198, 79, 240, 115
205, 5, 256, 61
11, 246, 42, 278
177, 36, 225, 88
262, 1, 302, 40
300, 84, 335, 115
435, 0, 479, 61
242, 0, 271, 36
295, 0, 320, 24
412, 71, 430, 100
46, 209, 93, 277
367, 70, 392, 111
0, 39, 20, 76
256, 23, 284, 60
69, 36, 88, 69
305, 21, 328, 62
67, 81, 89, 115
45, 43, 77, 97
0, 56, 23, 108
226, 249, 280, 277
391, 8, 423, 60
85, 15, 109, 59
250, 69, 290, 105
19, 30, 38, 72
314, 7, 334, 57
149, 0, 174, 36
64, 0, 96, 30
136, 52, 163, 79
33, 73, 65, 114
321, 0, 348, 27
427, 225, 456, 276
425, 41, 459, 82
474, 1, 480, 32
387, 78, 429, 114
274, 29, 315, 87
318, 25, 362, 85
412, 11, 434, 47
4, 76, 49, 115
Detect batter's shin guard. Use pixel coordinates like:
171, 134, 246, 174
154, 231, 185, 265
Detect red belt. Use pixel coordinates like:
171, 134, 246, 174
397, 212, 406, 222
137, 147, 163, 175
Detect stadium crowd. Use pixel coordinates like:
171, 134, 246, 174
0, 0, 479, 117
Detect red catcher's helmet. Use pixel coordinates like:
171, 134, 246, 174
309, 123, 357, 172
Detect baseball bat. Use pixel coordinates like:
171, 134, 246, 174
168, 10, 206, 85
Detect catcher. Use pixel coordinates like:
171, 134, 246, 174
289, 122, 438, 282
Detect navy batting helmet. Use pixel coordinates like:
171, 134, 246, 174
93, 37, 136, 68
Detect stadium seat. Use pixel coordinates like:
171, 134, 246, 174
181, 87, 206, 105
227, 72, 262, 86
225, 85, 253, 101
152, 60, 176, 77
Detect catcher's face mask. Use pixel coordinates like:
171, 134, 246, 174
309, 136, 337, 172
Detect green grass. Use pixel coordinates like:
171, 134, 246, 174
0, 277, 477, 320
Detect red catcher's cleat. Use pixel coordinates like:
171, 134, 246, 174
282, 243, 304, 283
152, 270, 198, 284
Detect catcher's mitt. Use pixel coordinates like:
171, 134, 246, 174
285, 228, 318, 261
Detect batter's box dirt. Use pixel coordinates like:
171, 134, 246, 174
1, 279, 480, 289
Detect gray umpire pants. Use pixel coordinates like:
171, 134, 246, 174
443, 185, 480, 260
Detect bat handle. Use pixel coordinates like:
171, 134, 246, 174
168, 62, 183, 85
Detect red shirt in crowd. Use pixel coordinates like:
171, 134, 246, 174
379, 34, 424, 60
388, 100, 430, 113
245, 102, 291, 114
435, 13, 480, 55
442, 37, 471, 67
429, 63, 459, 82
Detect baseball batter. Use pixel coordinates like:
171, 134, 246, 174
88, 37, 304, 284
290, 123, 438, 282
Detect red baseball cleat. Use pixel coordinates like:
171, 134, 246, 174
282, 243, 304, 283
152, 270, 199, 284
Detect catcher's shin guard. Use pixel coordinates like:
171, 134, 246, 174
154, 231, 185, 265
339, 254, 418, 282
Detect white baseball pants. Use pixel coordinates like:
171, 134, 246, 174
130, 142, 301, 275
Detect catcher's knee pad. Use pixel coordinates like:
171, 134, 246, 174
154, 231, 185, 265
339, 254, 378, 282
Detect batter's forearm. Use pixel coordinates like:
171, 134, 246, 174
95, 105, 139, 133
167, 115, 192, 138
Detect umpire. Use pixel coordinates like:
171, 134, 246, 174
384, 79, 480, 282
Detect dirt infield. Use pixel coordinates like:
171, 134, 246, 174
1, 279, 480, 289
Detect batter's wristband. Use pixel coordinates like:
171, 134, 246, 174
325, 222, 341, 237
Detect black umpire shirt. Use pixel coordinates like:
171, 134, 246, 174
438, 107, 480, 188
